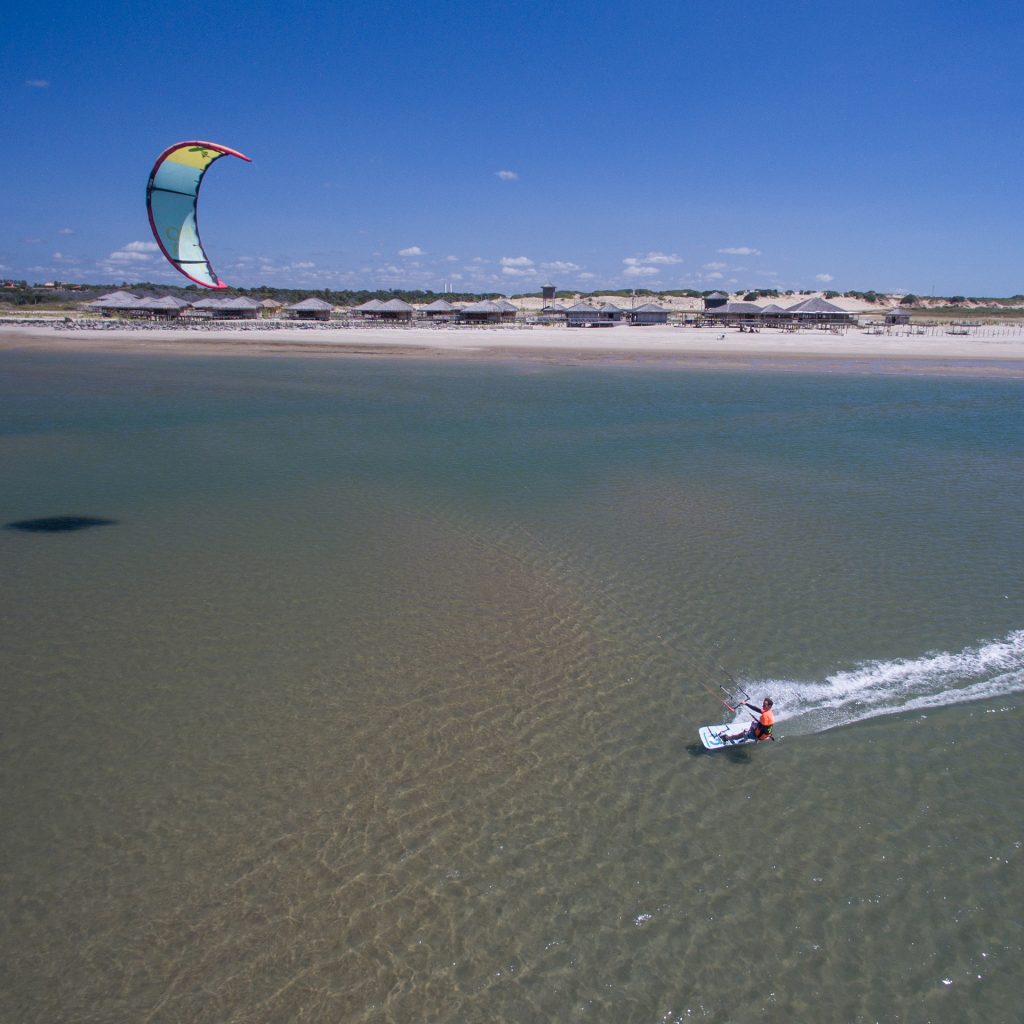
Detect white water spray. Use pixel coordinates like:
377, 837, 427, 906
740, 629, 1024, 734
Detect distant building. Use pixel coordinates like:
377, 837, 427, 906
376, 298, 415, 321
884, 307, 911, 325
598, 302, 627, 322
565, 302, 605, 327
702, 296, 856, 327
286, 297, 334, 321
783, 296, 856, 324
218, 296, 262, 319
541, 282, 556, 303
351, 299, 385, 317
85, 290, 142, 314
459, 300, 515, 323
420, 299, 458, 320
701, 301, 763, 325
134, 295, 191, 318
703, 291, 729, 309
629, 302, 669, 325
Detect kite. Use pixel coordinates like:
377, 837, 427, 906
146, 141, 251, 289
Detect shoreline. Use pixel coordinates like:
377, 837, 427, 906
4, 322, 1024, 377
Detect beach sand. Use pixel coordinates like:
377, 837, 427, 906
4, 321, 1024, 376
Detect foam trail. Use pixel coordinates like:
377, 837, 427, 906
738, 630, 1024, 735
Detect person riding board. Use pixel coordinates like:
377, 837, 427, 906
718, 696, 775, 744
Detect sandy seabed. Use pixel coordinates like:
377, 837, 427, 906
4, 321, 1024, 376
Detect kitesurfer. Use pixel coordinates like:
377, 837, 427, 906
718, 696, 775, 743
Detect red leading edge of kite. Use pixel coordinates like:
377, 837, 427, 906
146, 141, 252, 290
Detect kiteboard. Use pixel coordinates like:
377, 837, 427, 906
699, 724, 758, 750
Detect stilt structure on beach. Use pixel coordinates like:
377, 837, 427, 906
286, 297, 334, 321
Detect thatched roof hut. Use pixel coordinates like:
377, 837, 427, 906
135, 295, 190, 317
377, 298, 415, 321
459, 300, 514, 323
884, 307, 911, 325
599, 302, 626, 322
421, 299, 457, 320
630, 301, 669, 325
287, 297, 334, 321
784, 296, 855, 323
218, 296, 262, 319
86, 290, 141, 312
566, 301, 601, 326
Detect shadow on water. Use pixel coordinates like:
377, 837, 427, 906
4, 516, 118, 533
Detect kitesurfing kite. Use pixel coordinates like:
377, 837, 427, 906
146, 141, 251, 289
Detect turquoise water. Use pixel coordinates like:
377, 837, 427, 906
1, 350, 1022, 1022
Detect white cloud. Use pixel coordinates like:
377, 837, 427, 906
106, 250, 155, 264
398, 246, 424, 257
702, 261, 728, 271
640, 251, 682, 265
25, 79, 49, 88
124, 241, 159, 253
704, 271, 724, 280
57, 227, 75, 236
541, 260, 581, 273
718, 246, 761, 256
622, 252, 681, 279
500, 256, 534, 268
577, 272, 597, 281
502, 265, 537, 277
495, 170, 518, 180
815, 273, 834, 283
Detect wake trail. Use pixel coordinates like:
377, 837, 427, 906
736, 629, 1024, 735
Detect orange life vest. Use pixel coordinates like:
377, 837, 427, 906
754, 708, 775, 740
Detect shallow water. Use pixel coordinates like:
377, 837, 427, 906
1, 351, 1022, 1023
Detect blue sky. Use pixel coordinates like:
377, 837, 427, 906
4, 0, 1024, 295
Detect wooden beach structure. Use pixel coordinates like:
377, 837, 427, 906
217, 296, 262, 319
630, 301, 669, 325
599, 302, 627, 322
701, 296, 855, 328
86, 290, 143, 314
286, 297, 334, 321
565, 302, 606, 327
134, 295, 191, 318
351, 299, 385, 318
459, 300, 516, 324
420, 299, 458, 321
376, 298, 415, 322
783, 296, 856, 325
